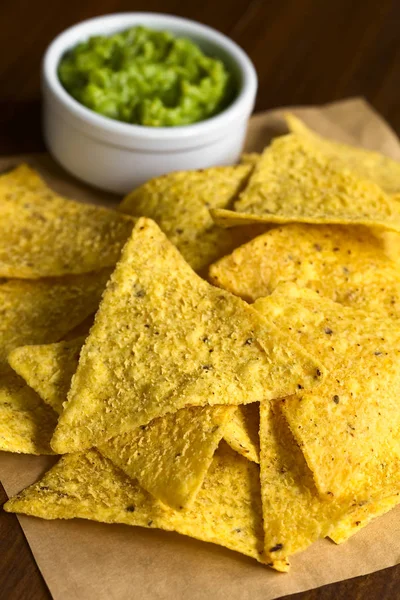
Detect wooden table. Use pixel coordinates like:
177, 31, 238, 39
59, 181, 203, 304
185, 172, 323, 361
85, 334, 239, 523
1, 1, 399, 599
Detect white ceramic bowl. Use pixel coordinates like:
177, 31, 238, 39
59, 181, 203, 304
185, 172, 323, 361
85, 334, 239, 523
42, 13, 258, 194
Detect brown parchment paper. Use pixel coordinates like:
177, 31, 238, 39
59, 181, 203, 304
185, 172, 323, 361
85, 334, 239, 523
1, 97, 400, 600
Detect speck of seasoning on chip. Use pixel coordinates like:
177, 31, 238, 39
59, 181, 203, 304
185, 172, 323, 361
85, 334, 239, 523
244, 337, 254, 345
148, 520, 153, 526
126, 505, 135, 512
269, 543, 283, 552
324, 327, 333, 335
333, 395, 340, 404
314, 243, 322, 251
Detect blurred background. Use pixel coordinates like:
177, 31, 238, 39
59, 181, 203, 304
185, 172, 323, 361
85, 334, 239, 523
0, 0, 398, 153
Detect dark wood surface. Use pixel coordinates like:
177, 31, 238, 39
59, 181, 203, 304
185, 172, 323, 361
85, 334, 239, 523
1, 1, 400, 599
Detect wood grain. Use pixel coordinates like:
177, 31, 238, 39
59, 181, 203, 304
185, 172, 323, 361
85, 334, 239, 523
0, 1, 399, 598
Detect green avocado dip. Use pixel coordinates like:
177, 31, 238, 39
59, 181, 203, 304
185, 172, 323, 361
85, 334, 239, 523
58, 26, 236, 127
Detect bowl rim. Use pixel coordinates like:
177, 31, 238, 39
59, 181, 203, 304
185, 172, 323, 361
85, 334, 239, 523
42, 12, 258, 141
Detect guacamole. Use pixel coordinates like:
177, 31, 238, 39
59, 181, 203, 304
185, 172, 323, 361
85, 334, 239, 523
58, 26, 236, 127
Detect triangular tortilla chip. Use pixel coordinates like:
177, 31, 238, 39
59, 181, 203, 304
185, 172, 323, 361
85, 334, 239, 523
0, 270, 109, 375
51, 218, 324, 454
209, 224, 400, 318
4, 444, 265, 563
329, 493, 400, 544
259, 401, 356, 569
9, 337, 261, 465
119, 166, 265, 272
99, 406, 235, 509
0, 164, 135, 278
286, 114, 400, 194
255, 286, 400, 503
0, 372, 57, 454
0, 271, 108, 454
211, 134, 400, 232
8, 338, 85, 414
223, 404, 260, 463
9, 338, 235, 509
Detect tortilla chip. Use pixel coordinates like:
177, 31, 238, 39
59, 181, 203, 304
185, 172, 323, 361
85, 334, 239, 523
51, 218, 324, 454
0, 164, 135, 278
259, 401, 357, 568
223, 404, 260, 463
119, 166, 265, 272
0, 270, 109, 375
0, 272, 108, 454
255, 286, 400, 502
8, 338, 85, 414
329, 493, 400, 544
4, 443, 265, 563
9, 337, 236, 508
10, 336, 260, 483
209, 224, 400, 318
0, 372, 57, 454
211, 134, 400, 231
240, 153, 260, 167
286, 114, 400, 194
99, 406, 235, 509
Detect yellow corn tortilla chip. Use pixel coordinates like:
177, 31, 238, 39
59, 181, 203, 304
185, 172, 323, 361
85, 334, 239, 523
4, 443, 265, 563
369, 228, 400, 264
9, 337, 236, 509
51, 218, 324, 454
119, 166, 266, 272
0, 164, 135, 278
329, 493, 400, 544
8, 338, 85, 414
255, 285, 400, 503
0, 271, 109, 375
223, 404, 260, 463
286, 113, 400, 194
211, 134, 400, 232
259, 401, 358, 569
0, 271, 108, 454
209, 224, 400, 318
99, 406, 235, 509
240, 153, 260, 167
0, 372, 57, 455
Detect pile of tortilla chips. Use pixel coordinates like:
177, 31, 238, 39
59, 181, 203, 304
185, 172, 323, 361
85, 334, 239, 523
3, 115, 400, 572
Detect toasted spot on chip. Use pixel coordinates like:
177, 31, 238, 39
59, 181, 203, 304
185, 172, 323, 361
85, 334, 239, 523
51, 218, 324, 454
223, 404, 260, 463
9, 337, 236, 508
255, 286, 400, 503
259, 401, 355, 566
286, 114, 400, 194
328, 493, 400, 544
0, 372, 57, 454
211, 134, 400, 232
4, 443, 265, 563
0, 164, 135, 278
119, 166, 266, 272
209, 223, 400, 318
